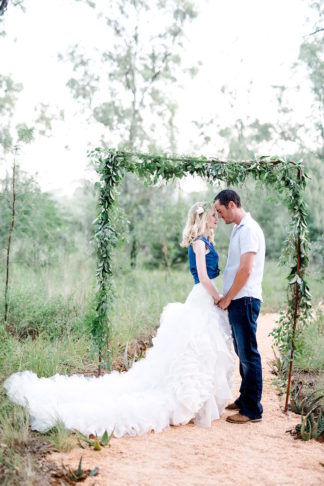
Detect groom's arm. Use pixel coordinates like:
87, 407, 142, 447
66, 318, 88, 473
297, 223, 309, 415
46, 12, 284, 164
218, 252, 255, 310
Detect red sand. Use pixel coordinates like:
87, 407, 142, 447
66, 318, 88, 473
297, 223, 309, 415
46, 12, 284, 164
50, 314, 324, 485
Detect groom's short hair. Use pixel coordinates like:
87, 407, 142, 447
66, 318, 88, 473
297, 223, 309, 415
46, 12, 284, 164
214, 189, 241, 208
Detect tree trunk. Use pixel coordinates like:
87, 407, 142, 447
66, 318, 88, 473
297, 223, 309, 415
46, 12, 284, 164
130, 236, 138, 268
4, 148, 17, 324
162, 243, 169, 277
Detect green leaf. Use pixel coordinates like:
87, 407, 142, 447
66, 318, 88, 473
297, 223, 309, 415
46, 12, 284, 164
101, 430, 109, 446
76, 457, 83, 477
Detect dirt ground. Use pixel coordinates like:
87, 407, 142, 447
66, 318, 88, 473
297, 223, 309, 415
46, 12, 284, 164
50, 314, 324, 485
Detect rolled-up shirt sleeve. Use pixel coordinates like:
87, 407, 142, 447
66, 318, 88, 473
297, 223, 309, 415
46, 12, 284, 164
239, 226, 259, 255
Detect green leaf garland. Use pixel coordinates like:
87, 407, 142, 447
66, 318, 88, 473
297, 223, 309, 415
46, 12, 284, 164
90, 148, 311, 404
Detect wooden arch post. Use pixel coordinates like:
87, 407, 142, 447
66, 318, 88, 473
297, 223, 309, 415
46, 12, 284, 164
284, 167, 303, 413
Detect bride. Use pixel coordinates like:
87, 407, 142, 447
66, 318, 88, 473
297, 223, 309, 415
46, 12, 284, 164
4, 202, 234, 438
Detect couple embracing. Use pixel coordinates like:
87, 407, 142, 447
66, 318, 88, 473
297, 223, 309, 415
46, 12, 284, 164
4, 189, 265, 437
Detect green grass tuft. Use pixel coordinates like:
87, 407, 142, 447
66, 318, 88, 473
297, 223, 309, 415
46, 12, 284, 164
295, 311, 324, 373
44, 422, 77, 452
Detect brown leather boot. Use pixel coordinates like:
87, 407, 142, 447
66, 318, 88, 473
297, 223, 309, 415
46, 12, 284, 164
226, 413, 262, 424
225, 402, 240, 411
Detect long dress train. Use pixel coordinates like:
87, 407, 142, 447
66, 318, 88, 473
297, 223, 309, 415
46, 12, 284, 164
4, 280, 234, 438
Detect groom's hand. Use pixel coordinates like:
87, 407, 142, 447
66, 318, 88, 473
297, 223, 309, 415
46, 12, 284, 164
218, 295, 231, 310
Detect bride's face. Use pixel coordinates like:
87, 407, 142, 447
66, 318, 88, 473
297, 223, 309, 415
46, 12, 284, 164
206, 209, 218, 229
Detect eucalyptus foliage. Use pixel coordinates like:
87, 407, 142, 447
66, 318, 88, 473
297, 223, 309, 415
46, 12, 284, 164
90, 148, 311, 377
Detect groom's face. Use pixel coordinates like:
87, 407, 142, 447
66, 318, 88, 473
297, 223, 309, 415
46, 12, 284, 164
214, 200, 235, 224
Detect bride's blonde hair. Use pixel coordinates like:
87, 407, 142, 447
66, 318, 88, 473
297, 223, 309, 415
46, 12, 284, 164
180, 201, 214, 248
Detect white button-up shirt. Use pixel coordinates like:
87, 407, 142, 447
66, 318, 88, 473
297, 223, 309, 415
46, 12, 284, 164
223, 213, 265, 301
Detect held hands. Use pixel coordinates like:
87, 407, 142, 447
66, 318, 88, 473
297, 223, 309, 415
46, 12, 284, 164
217, 294, 231, 310
213, 294, 223, 306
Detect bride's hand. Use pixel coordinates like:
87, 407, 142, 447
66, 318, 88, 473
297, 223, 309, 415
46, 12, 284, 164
214, 294, 223, 305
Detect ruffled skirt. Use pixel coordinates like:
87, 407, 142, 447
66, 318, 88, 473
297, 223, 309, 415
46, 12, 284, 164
4, 282, 234, 438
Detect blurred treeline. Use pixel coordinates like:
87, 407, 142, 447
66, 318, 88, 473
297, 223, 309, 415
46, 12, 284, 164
0, 0, 323, 273
0, 163, 321, 275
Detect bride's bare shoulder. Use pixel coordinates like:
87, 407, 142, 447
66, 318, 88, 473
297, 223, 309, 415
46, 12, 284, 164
192, 239, 205, 254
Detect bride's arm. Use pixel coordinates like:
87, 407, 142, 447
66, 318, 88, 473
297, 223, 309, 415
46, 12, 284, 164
192, 240, 221, 304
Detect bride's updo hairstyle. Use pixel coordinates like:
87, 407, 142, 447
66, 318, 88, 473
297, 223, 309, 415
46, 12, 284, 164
181, 201, 214, 248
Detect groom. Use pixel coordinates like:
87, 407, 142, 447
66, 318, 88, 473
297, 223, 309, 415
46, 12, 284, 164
214, 189, 265, 424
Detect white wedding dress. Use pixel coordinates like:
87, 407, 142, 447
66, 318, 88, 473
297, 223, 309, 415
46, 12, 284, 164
4, 281, 234, 438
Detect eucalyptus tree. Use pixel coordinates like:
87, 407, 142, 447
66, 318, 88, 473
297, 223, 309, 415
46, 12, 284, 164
2, 126, 33, 323
0, 74, 65, 325
0, 75, 30, 323
63, 0, 198, 266
66, 0, 197, 150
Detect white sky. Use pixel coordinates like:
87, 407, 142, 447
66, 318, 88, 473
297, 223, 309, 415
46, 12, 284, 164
0, 0, 316, 195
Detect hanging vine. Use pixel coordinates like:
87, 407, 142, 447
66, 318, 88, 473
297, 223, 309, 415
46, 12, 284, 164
89, 148, 311, 408
91, 150, 123, 373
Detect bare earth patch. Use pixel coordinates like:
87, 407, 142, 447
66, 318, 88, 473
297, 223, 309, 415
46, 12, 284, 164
50, 314, 324, 485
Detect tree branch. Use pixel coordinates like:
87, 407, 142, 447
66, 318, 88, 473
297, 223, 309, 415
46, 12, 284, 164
305, 27, 324, 36
0, 0, 9, 16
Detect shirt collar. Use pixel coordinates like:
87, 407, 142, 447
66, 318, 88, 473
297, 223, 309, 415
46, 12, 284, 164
234, 212, 251, 230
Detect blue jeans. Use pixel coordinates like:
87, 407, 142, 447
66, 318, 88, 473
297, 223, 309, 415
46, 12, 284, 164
228, 297, 263, 419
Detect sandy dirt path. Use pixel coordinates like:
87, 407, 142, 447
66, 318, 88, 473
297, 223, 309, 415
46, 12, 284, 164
51, 314, 324, 485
